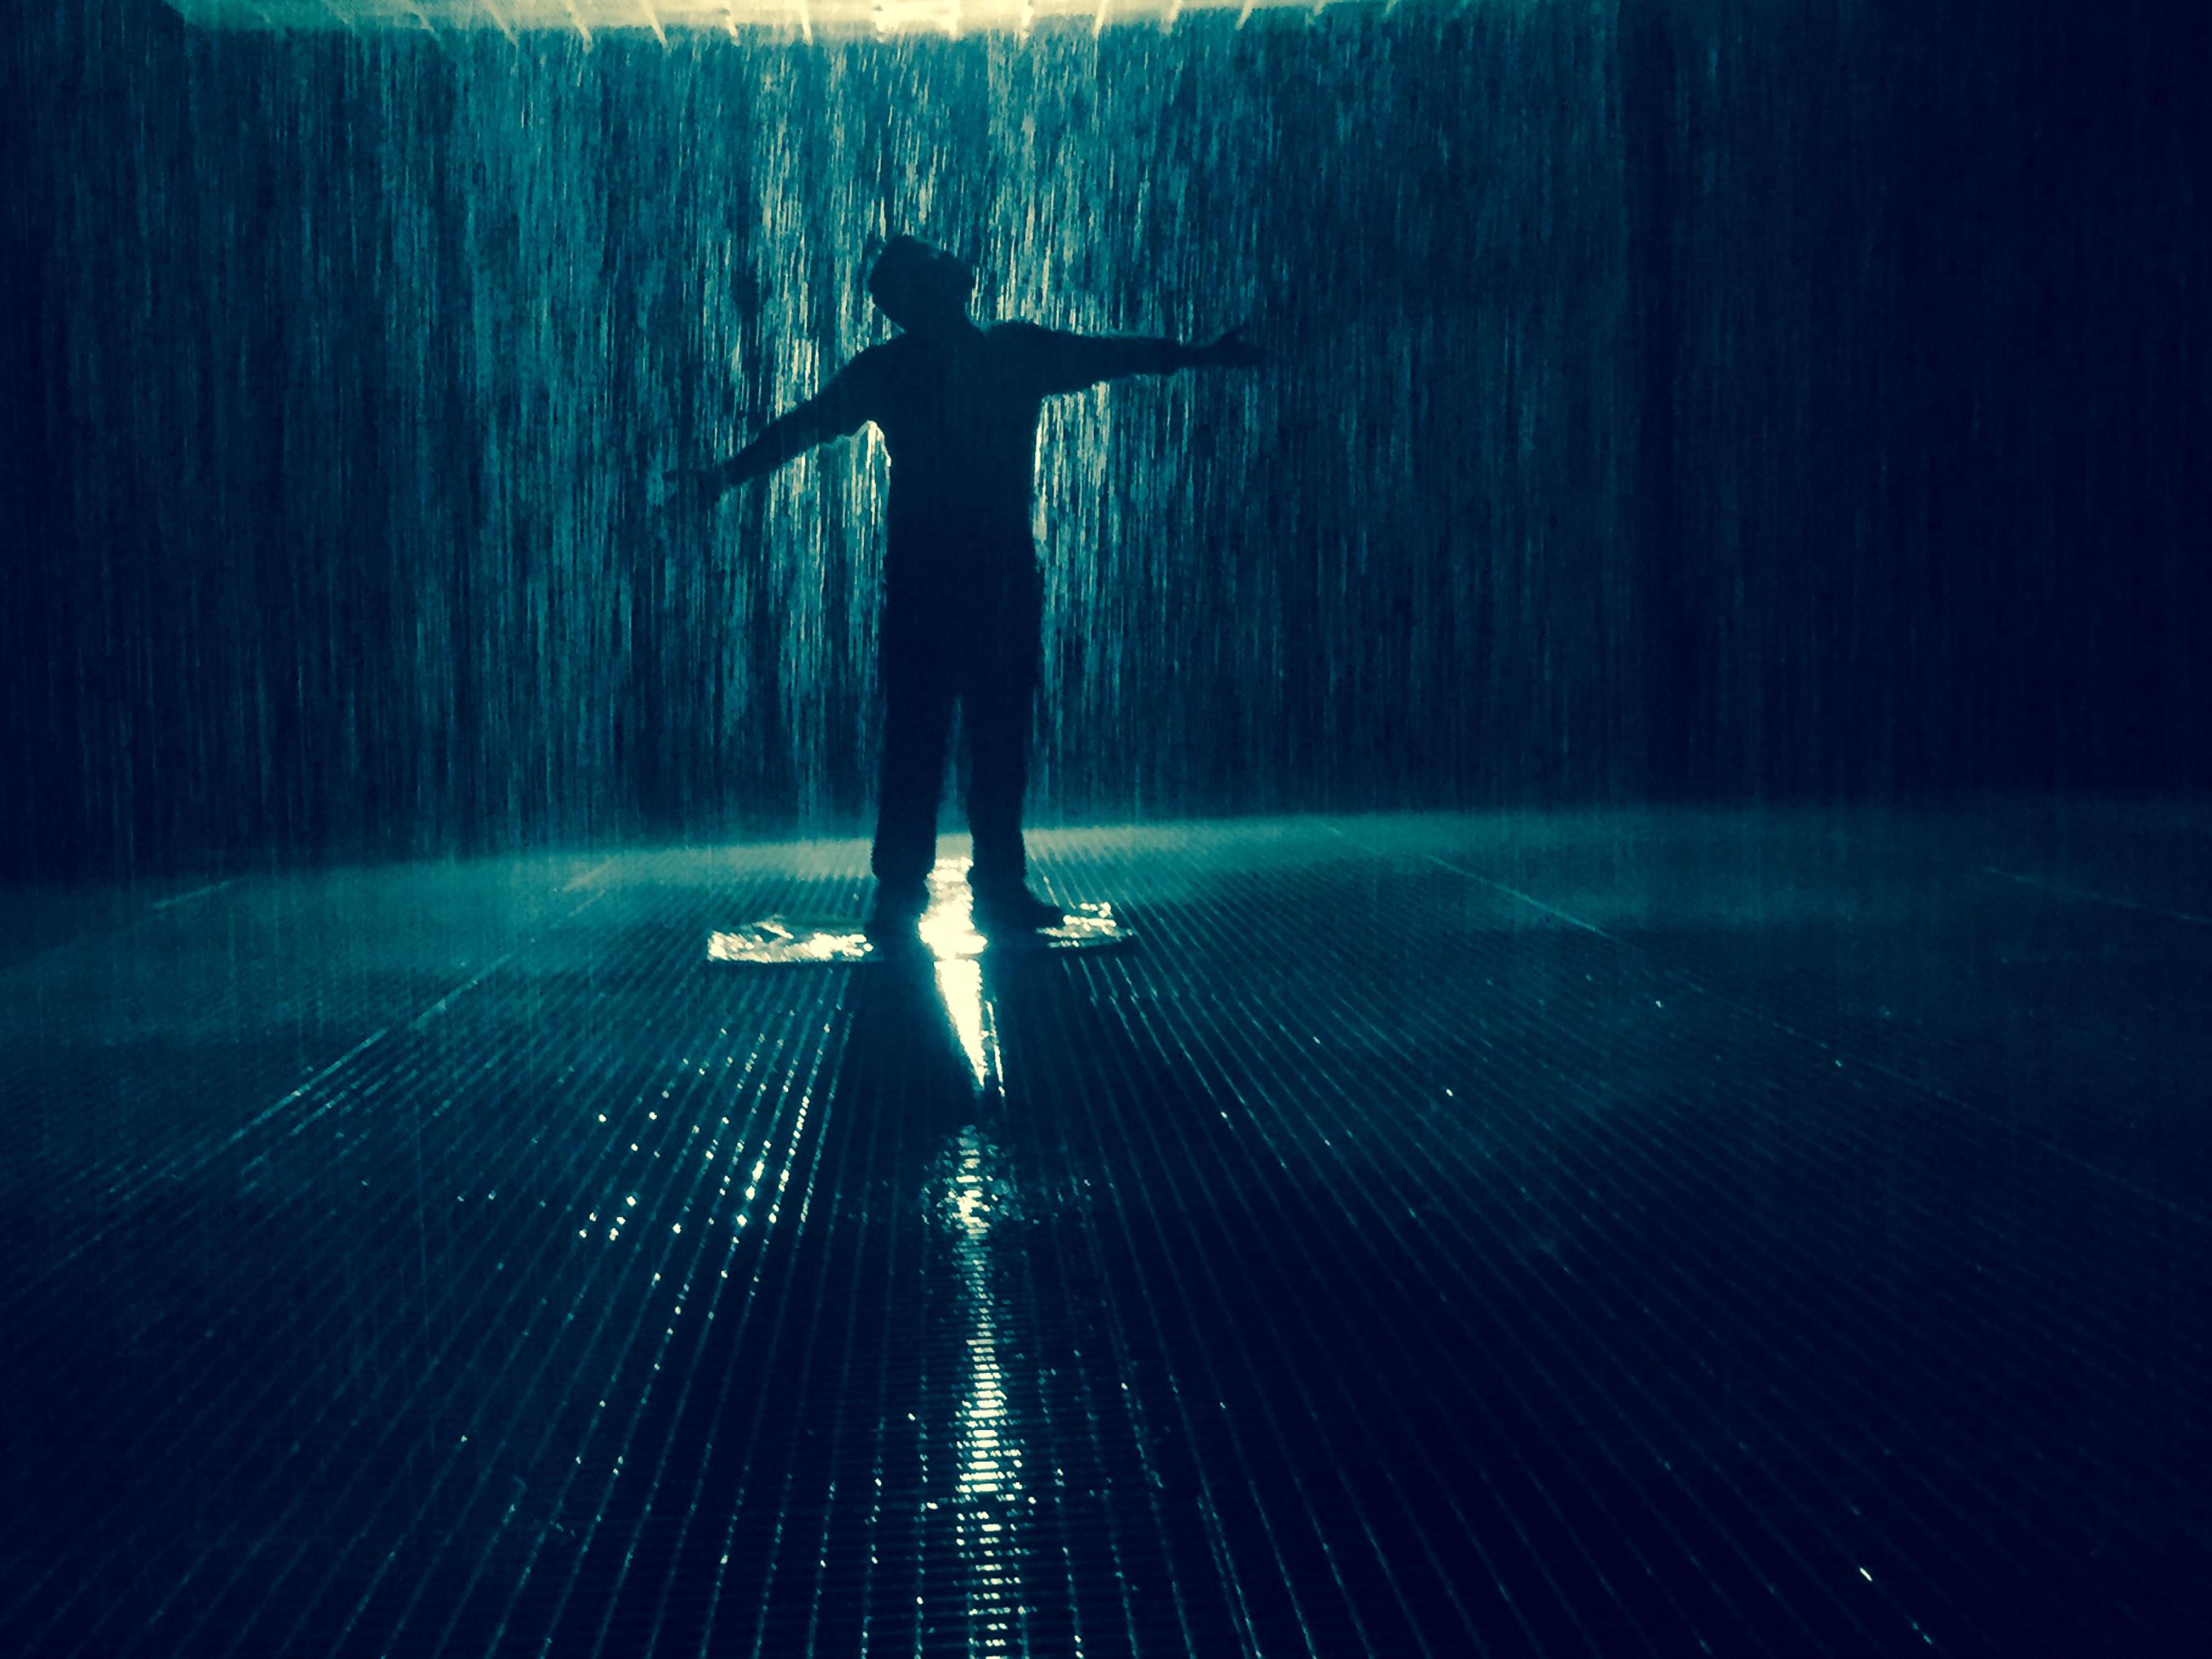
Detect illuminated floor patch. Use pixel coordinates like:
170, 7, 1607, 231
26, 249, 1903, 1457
706, 857, 1135, 965
2, 808, 2207, 1657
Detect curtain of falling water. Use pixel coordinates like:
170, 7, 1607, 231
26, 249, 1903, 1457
4, 1, 2205, 877
7, 2, 1633, 870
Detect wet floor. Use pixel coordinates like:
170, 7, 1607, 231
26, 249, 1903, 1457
3, 805, 2207, 1657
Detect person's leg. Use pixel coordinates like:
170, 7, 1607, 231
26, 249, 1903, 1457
963, 660, 1033, 897
964, 566, 1054, 923
871, 626, 954, 915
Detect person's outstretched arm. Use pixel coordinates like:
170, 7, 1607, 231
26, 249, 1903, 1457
666, 354, 877, 507
1021, 323, 1262, 395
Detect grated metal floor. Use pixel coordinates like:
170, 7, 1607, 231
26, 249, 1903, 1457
3, 807, 2207, 1657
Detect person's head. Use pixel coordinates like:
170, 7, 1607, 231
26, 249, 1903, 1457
867, 236, 975, 334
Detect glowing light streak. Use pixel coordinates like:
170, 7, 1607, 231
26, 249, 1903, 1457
161, 0, 1355, 33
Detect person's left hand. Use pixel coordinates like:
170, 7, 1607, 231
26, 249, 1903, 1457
1205, 324, 1264, 369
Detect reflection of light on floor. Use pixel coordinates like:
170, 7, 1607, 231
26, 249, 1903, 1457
705, 852, 1124, 974
941, 1124, 1024, 1654
921, 861, 997, 1089
704, 921, 870, 963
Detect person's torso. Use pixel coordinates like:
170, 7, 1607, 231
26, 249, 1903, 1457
865, 326, 1047, 545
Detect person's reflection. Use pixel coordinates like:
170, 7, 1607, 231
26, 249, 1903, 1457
842, 932, 1030, 1652
845, 942, 986, 1110
669, 236, 1260, 939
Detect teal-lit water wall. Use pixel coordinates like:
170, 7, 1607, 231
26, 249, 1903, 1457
2, 1, 2205, 875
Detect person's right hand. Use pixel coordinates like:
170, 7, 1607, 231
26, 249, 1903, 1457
663, 465, 728, 510
1204, 324, 1264, 369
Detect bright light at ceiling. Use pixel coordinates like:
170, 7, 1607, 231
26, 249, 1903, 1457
162, 0, 1357, 40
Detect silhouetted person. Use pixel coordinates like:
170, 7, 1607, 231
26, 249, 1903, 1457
672, 237, 1259, 935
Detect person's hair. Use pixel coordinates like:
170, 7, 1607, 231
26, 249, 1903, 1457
867, 236, 944, 325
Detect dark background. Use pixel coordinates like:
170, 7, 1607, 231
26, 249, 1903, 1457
2, 0, 2205, 882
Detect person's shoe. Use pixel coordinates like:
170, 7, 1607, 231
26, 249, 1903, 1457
971, 884, 1065, 935
866, 879, 928, 944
